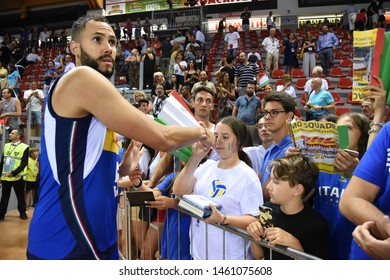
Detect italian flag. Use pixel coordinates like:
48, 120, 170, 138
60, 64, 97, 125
155, 90, 199, 162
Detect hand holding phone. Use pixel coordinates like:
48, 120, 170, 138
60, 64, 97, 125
344, 149, 359, 157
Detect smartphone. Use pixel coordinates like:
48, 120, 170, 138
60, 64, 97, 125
259, 205, 273, 229
344, 149, 359, 157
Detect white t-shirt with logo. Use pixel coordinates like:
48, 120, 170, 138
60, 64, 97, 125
191, 160, 263, 260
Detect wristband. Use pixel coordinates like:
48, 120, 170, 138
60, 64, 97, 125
219, 215, 227, 225
368, 128, 381, 134
132, 178, 143, 188
370, 121, 384, 128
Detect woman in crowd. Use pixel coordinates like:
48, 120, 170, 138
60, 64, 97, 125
184, 59, 200, 90
282, 32, 298, 75
172, 51, 187, 87
126, 48, 141, 89
301, 31, 316, 78
260, 84, 274, 112
142, 47, 155, 89
165, 74, 181, 95
216, 71, 235, 120
316, 113, 370, 259
276, 74, 297, 103
6, 63, 21, 93
173, 116, 263, 260
133, 90, 153, 113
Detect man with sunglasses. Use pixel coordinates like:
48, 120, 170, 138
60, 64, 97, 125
260, 91, 296, 201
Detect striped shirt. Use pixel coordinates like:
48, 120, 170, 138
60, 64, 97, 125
235, 62, 259, 88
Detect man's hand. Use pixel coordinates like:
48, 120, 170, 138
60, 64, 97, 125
119, 140, 144, 177
352, 215, 390, 260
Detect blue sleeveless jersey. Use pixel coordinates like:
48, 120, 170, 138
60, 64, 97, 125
27, 77, 120, 259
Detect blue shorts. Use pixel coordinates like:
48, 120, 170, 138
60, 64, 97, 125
31, 111, 42, 125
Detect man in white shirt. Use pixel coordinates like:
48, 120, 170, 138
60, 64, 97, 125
63, 54, 76, 73
194, 25, 206, 50
243, 116, 273, 176
152, 83, 168, 116
262, 28, 279, 74
23, 80, 45, 136
26, 47, 41, 65
224, 26, 240, 58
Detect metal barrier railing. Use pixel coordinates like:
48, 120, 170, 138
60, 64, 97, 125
151, 7, 202, 31
120, 191, 321, 260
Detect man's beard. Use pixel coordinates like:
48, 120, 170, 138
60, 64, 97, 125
80, 46, 115, 78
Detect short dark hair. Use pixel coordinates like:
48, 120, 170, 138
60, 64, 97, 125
72, 14, 110, 41
264, 92, 295, 113
246, 80, 257, 87
248, 54, 258, 63
268, 155, 319, 198
181, 84, 191, 91
226, 55, 235, 64
138, 99, 149, 107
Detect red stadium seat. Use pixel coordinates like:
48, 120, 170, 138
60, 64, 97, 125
276, 79, 284, 87
340, 58, 353, 67
333, 51, 345, 59
335, 107, 351, 116
257, 93, 266, 100
271, 69, 284, 79
329, 67, 346, 77
330, 91, 345, 105
301, 94, 308, 106
294, 107, 302, 120
20, 82, 29, 90
295, 78, 307, 90
337, 77, 353, 89
291, 68, 306, 78
325, 78, 335, 90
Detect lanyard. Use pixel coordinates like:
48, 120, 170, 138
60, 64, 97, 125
6, 143, 19, 156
